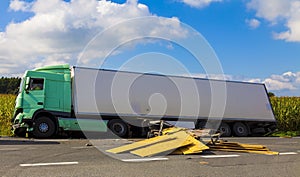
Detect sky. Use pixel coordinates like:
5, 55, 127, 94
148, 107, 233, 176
0, 0, 299, 96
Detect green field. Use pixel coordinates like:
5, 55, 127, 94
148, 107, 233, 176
0, 94, 299, 136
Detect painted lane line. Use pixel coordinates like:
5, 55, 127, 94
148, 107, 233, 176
71, 146, 92, 149
201, 154, 240, 158
20, 162, 78, 167
33, 139, 70, 142
121, 157, 169, 162
0, 148, 20, 151
279, 152, 298, 155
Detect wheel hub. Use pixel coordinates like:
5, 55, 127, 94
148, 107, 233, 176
39, 122, 49, 132
113, 123, 124, 134
237, 127, 244, 133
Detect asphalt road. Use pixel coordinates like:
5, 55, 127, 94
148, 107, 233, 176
0, 136, 299, 177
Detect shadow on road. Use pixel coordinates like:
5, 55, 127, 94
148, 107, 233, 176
0, 138, 60, 145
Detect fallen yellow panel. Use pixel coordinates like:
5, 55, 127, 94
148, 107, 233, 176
178, 139, 209, 155
130, 138, 192, 157
171, 149, 184, 155
107, 127, 191, 154
130, 131, 193, 157
162, 127, 186, 135
106, 136, 176, 154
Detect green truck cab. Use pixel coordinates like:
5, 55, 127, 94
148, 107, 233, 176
12, 64, 72, 138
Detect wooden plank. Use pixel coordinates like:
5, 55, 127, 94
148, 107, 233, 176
209, 145, 269, 151
209, 148, 279, 155
218, 142, 267, 149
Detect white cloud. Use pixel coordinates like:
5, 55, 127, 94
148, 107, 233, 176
248, 71, 300, 94
185, 71, 300, 96
0, 0, 187, 76
247, 0, 300, 42
181, 73, 233, 80
245, 18, 261, 29
244, 71, 300, 93
245, 78, 262, 83
264, 78, 296, 91
9, 0, 32, 12
179, 0, 222, 8
247, 0, 290, 22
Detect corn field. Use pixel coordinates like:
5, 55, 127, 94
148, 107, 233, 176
0, 94, 299, 136
0, 94, 16, 136
270, 97, 300, 131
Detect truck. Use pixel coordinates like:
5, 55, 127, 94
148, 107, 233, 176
12, 64, 276, 138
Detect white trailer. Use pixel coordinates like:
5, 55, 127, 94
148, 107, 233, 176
72, 66, 276, 137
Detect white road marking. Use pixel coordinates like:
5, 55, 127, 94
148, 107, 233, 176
226, 137, 300, 140
71, 146, 92, 149
20, 162, 79, 167
121, 157, 169, 162
201, 154, 240, 158
0, 148, 20, 151
33, 139, 70, 142
279, 152, 298, 155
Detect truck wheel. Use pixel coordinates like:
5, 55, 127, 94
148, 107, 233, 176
219, 122, 231, 137
108, 119, 128, 138
32, 116, 56, 138
233, 122, 249, 137
195, 121, 206, 129
14, 127, 26, 137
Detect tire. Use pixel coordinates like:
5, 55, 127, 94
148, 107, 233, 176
219, 122, 232, 137
108, 119, 128, 138
195, 121, 206, 129
14, 127, 27, 137
32, 116, 56, 138
232, 122, 249, 137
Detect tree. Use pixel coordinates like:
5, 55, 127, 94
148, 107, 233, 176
268, 92, 275, 97
0, 77, 21, 94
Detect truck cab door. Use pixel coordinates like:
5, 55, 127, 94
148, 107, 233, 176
23, 78, 45, 109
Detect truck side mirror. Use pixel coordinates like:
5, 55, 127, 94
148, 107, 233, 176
25, 77, 30, 93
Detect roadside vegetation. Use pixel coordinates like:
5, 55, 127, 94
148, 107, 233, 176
0, 94, 15, 136
0, 94, 299, 137
270, 97, 300, 137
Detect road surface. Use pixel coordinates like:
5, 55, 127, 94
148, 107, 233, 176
1, 136, 299, 177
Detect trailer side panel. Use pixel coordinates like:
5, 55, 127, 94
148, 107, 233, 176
72, 67, 275, 122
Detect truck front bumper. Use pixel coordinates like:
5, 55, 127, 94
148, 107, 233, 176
12, 113, 32, 131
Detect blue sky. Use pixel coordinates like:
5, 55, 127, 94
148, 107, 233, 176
0, 0, 299, 96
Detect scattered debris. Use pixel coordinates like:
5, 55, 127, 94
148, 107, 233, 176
106, 126, 279, 157
85, 143, 93, 147
207, 140, 279, 155
199, 161, 209, 165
